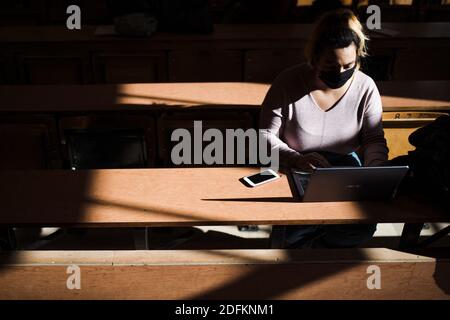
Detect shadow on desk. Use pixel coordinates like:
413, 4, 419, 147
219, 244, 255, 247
202, 197, 295, 203
189, 248, 450, 299
434, 260, 450, 295
412, 248, 450, 296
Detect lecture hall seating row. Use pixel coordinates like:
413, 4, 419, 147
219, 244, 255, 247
0, 166, 449, 299
1, 22, 449, 84
0, 111, 256, 170
0, 82, 449, 170
1, 111, 448, 169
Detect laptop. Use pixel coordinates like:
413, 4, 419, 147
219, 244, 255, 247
288, 166, 409, 202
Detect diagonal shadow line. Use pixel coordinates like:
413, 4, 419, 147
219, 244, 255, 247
82, 197, 220, 226
189, 250, 368, 300
202, 197, 295, 203
189, 248, 450, 299
81, 197, 297, 226
408, 248, 450, 296
117, 92, 261, 107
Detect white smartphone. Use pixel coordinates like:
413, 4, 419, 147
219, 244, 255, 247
243, 169, 280, 187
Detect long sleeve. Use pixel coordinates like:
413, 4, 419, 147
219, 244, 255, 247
259, 82, 303, 168
360, 83, 389, 166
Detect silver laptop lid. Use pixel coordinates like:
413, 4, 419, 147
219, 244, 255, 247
291, 166, 409, 202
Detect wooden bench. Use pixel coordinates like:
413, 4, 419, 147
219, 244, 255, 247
0, 248, 448, 299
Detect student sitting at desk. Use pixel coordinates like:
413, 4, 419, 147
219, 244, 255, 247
260, 9, 389, 248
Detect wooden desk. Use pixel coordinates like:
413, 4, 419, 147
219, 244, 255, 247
1, 23, 449, 84
368, 22, 450, 40
0, 168, 448, 248
1, 23, 449, 44
0, 81, 449, 113
0, 83, 268, 112
377, 81, 450, 111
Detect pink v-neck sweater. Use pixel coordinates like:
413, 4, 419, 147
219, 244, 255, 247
260, 64, 389, 167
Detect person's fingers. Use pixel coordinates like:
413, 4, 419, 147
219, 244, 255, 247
296, 153, 331, 171
319, 157, 332, 167
307, 158, 322, 168
307, 154, 330, 168
294, 159, 314, 172
310, 153, 332, 168
303, 165, 315, 173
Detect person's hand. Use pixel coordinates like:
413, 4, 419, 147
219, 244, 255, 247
293, 152, 332, 172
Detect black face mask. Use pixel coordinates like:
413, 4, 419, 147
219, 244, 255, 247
319, 66, 356, 89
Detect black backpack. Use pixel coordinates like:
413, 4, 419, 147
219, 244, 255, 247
394, 115, 450, 207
